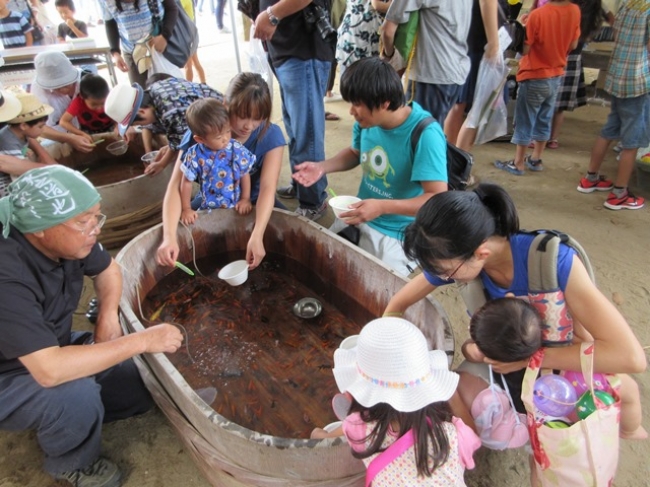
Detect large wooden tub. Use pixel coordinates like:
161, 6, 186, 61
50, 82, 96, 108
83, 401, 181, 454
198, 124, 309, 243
117, 209, 455, 486
45, 133, 172, 248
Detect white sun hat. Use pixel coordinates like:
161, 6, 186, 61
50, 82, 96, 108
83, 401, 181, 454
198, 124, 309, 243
33, 51, 79, 90
333, 317, 459, 413
104, 83, 144, 136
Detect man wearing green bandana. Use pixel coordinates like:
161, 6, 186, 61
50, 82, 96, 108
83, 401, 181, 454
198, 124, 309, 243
0, 166, 183, 487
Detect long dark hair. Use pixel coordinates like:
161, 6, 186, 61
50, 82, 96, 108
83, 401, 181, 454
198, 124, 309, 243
403, 183, 519, 276
348, 398, 453, 477
226, 72, 272, 139
574, 0, 604, 42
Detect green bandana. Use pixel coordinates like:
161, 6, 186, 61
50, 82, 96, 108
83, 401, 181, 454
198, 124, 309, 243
0, 166, 101, 238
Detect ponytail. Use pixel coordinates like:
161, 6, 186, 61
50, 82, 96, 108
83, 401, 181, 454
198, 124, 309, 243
403, 183, 519, 273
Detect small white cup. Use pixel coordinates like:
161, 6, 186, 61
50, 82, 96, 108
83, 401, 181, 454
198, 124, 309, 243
339, 335, 359, 350
217, 260, 249, 286
328, 196, 361, 219
323, 421, 343, 433
141, 150, 159, 166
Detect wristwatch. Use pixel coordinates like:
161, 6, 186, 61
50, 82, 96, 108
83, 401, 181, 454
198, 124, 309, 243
267, 6, 280, 26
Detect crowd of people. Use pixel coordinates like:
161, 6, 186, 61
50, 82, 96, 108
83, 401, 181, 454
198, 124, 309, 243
0, 0, 648, 486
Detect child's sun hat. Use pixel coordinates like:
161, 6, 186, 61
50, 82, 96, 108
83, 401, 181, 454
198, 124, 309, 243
0, 90, 21, 123
333, 317, 459, 413
7, 93, 53, 124
104, 83, 144, 136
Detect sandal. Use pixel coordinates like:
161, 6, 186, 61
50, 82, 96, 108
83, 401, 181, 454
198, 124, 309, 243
525, 155, 544, 172
494, 159, 525, 176
325, 111, 341, 121
547, 139, 559, 149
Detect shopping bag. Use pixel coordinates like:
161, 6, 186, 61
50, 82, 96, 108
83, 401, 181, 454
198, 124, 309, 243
151, 48, 184, 78
248, 29, 274, 101
522, 343, 621, 487
148, 0, 199, 67
465, 55, 509, 145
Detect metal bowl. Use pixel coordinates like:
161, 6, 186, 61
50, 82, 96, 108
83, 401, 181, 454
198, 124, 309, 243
292, 297, 322, 319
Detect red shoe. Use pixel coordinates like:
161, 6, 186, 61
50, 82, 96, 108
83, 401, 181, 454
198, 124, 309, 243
577, 175, 613, 193
603, 191, 645, 210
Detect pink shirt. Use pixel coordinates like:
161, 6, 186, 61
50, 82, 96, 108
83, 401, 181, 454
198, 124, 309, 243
343, 413, 481, 486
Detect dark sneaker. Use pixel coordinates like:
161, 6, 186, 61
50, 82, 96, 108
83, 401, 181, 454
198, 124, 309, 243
295, 201, 328, 221
276, 185, 296, 199
577, 175, 613, 193
524, 155, 544, 172
603, 191, 645, 210
55, 457, 122, 487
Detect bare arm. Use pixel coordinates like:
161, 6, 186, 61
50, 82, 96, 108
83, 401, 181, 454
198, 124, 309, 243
92, 259, 124, 343
66, 19, 88, 38
381, 19, 398, 56
156, 153, 185, 267
19, 323, 183, 388
0, 153, 46, 175
254, 0, 312, 40
543, 256, 646, 374
25, 31, 33, 47
41, 125, 94, 153
479, 0, 500, 61
27, 138, 57, 165
59, 112, 93, 142
384, 273, 437, 315
371, 0, 391, 14
246, 146, 284, 269
179, 175, 194, 212
240, 173, 251, 201
339, 180, 446, 225
292, 146, 361, 187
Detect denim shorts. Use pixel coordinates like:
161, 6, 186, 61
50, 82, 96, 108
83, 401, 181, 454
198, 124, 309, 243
600, 93, 650, 150
408, 82, 463, 126
511, 76, 561, 146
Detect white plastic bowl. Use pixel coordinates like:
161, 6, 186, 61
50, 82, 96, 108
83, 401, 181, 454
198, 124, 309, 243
217, 260, 249, 286
141, 150, 159, 165
339, 335, 359, 350
328, 195, 361, 219
323, 421, 343, 433
106, 140, 128, 156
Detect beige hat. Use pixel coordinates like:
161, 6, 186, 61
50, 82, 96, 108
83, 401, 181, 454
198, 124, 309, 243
104, 83, 144, 136
8, 93, 54, 124
132, 41, 152, 74
34, 51, 79, 90
0, 90, 22, 123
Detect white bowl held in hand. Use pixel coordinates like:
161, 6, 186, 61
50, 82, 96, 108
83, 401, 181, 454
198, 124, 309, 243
217, 260, 249, 286
328, 195, 361, 219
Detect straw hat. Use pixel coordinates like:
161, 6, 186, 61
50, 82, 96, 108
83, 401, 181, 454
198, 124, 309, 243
0, 90, 22, 122
104, 83, 144, 136
33, 51, 79, 90
132, 41, 152, 74
333, 317, 459, 413
7, 93, 53, 124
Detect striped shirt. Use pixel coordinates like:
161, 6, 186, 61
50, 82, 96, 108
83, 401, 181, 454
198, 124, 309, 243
99, 0, 163, 54
604, 0, 650, 98
0, 10, 32, 48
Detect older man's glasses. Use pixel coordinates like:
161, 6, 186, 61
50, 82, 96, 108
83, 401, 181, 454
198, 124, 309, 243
64, 213, 107, 236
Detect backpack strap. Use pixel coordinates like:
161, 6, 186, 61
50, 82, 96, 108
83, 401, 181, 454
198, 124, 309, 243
459, 278, 490, 316
365, 429, 416, 487
410, 116, 435, 157
527, 230, 595, 292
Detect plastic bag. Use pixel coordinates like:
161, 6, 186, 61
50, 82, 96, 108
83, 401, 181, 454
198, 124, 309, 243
151, 48, 184, 79
248, 28, 274, 101
465, 55, 510, 146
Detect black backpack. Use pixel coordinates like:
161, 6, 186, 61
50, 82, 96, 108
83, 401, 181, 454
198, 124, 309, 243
506, 20, 526, 54
410, 117, 473, 191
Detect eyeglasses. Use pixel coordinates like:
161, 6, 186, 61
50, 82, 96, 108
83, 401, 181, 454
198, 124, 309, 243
63, 213, 107, 236
434, 260, 465, 282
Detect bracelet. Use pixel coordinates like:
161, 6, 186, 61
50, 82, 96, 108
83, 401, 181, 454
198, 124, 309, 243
383, 311, 404, 317
383, 48, 395, 59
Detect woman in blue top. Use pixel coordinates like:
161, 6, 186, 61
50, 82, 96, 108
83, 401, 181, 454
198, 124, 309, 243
156, 72, 287, 270
385, 183, 646, 439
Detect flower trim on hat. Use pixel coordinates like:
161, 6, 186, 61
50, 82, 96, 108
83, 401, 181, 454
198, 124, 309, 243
357, 364, 433, 389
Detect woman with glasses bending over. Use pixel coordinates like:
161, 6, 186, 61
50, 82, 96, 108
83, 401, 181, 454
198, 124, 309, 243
384, 183, 647, 443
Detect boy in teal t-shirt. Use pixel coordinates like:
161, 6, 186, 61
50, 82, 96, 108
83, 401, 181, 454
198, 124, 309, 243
291, 57, 448, 276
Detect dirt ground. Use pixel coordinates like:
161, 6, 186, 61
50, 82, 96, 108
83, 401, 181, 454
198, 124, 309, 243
1, 7, 649, 486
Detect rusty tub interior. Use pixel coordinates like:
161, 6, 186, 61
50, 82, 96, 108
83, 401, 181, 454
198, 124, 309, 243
117, 209, 455, 487
45, 132, 172, 248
